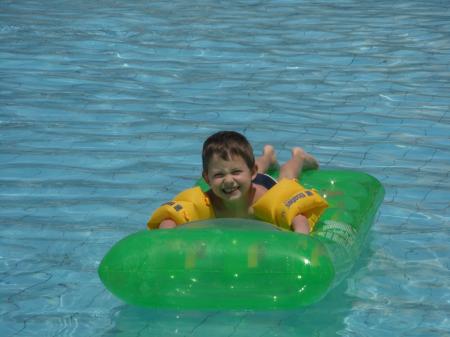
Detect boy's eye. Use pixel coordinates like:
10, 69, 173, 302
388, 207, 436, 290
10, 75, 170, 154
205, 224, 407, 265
232, 170, 242, 175
214, 173, 224, 178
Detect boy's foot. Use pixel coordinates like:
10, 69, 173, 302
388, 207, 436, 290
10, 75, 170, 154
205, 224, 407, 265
262, 145, 278, 170
291, 147, 319, 170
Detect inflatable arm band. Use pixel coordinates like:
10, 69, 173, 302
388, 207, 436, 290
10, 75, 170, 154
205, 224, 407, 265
252, 179, 328, 231
147, 187, 215, 229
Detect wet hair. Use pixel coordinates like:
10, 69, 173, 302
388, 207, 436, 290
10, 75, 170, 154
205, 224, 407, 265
202, 131, 255, 173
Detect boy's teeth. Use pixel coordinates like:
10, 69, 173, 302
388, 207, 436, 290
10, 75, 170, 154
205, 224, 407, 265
224, 187, 238, 193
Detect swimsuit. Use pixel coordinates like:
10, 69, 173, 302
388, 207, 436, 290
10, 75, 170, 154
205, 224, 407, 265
252, 173, 277, 190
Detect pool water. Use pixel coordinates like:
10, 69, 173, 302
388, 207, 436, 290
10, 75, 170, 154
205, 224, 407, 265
1, 1, 449, 336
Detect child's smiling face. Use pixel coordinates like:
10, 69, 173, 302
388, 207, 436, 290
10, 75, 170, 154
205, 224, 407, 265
203, 154, 257, 204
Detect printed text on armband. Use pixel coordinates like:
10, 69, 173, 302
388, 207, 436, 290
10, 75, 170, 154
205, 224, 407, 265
284, 190, 314, 208
162, 201, 183, 212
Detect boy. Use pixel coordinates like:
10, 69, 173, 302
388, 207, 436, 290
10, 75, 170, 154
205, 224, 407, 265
148, 131, 327, 234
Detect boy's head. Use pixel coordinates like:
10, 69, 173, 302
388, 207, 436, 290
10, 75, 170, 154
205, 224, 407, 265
202, 131, 255, 174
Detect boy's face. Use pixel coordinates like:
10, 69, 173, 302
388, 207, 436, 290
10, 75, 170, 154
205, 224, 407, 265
203, 154, 257, 204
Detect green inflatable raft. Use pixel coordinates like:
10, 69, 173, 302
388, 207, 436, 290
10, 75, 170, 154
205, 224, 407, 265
98, 169, 384, 309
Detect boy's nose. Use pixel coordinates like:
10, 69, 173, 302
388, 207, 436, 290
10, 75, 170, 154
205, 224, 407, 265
223, 175, 234, 184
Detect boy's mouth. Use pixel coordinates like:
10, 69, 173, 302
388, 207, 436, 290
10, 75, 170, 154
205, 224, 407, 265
222, 186, 239, 195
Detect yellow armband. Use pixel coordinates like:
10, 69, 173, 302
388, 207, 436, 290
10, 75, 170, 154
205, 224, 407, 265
252, 179, 328, 232
147, 187, 215, 229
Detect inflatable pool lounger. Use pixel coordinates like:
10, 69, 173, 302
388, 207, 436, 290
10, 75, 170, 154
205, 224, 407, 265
98, 169, 384, 309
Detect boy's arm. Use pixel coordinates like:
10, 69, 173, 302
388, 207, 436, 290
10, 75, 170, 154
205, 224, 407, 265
252, 179, 328, 233
147, 186, 215, 230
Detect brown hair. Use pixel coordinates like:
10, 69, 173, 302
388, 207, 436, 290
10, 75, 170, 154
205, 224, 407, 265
202, 131, 255, 173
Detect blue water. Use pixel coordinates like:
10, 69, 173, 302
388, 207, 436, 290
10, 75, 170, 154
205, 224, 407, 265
1, 0, 449, 336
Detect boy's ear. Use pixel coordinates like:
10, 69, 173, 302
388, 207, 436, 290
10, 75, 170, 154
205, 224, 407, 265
251, 165, 258, 180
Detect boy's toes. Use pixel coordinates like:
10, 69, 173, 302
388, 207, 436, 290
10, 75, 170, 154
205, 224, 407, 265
263, 145, 278, 168
292, 147, 319, 169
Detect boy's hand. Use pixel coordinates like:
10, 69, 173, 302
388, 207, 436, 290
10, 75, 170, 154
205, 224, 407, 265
291, 214, 310, 234
159, 219, 177, 229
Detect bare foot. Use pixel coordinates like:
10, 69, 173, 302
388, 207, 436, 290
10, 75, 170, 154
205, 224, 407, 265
263, 145, 278, 170
256, 145, 279, 173
291, 147, 319, 170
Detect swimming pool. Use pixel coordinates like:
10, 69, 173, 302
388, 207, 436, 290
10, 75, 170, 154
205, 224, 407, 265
1, 0, 449, 336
